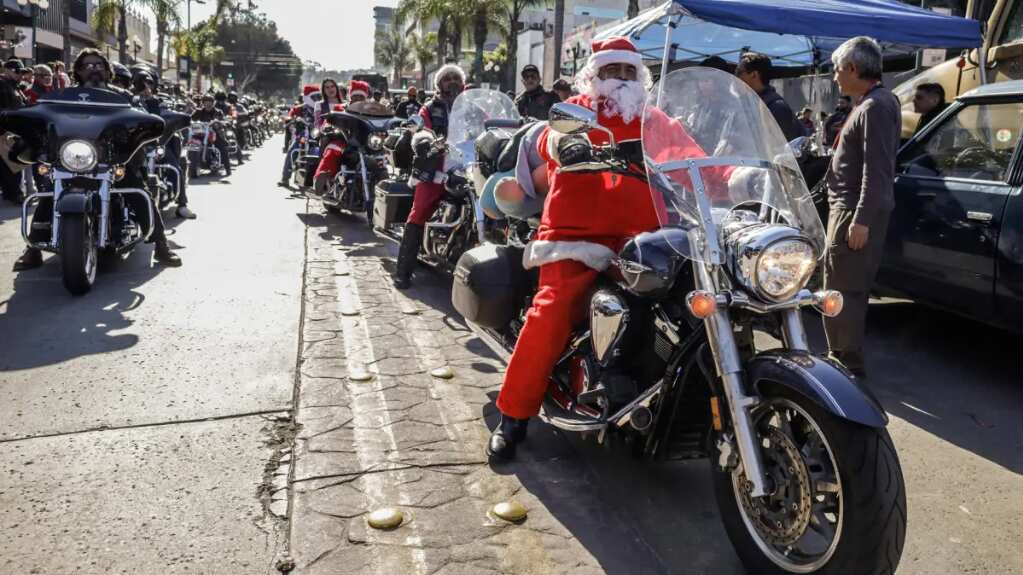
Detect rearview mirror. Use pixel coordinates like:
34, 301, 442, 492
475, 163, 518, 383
549, 103, 598, 135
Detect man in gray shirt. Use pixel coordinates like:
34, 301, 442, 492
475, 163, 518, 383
823, 36, 901, 378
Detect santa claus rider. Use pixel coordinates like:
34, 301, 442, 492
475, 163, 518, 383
391, 63, 466, 289
311, 80, 372, 195
488, 37, 694, 459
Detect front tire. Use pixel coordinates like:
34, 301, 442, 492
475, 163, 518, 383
711, 387, 906, 575
60, 213, 97, 295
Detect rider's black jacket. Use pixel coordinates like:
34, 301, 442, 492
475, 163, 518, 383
515, 87, 559, 121
191, 108, 226, 123
423, 97, 451, 138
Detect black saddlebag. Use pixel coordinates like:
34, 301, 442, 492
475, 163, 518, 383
452, 243, 525, 329
373, 178, 414, 229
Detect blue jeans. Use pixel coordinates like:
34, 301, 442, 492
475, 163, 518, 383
282, 140, 301, 181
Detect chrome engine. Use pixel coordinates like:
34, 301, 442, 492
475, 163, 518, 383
590, 291, 629, 365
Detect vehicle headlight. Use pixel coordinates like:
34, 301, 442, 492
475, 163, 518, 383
754, 239, 816, 301
60, 140, 98, 173
368, 134, 384, 151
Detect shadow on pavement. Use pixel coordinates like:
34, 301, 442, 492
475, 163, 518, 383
862, 300, 1023, 474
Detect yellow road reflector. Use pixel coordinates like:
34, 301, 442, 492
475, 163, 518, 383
366, 507, 404, 530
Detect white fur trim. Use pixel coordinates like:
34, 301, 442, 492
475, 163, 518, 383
523, 240, 616, 271
411, 130, 435, 148
349, 89, 368, 99
434, 63, 466, 90
589, 49, 644, 71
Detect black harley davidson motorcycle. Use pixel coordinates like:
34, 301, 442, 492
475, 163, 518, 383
144, 109, 191, 211
186, 120, 225, 178
452, 69, 906, 575
319, 102, 396, 223
374, 89, 522, 273
0, 87, 172, 294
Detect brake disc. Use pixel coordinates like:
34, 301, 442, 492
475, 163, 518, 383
736, 426, 813, 546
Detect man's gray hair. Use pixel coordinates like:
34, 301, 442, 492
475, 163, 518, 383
831, 36, 883, 81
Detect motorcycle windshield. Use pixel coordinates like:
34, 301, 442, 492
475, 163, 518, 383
447, 89, 521, 166
641, 68, 824, 263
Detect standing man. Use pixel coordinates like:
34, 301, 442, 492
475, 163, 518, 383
823, 36, 900, 378
912, 82, 948, 136
736, 52, 804, 142
0, 59, 27, 204
515, 64, 558, 120
824, 96, 853, 147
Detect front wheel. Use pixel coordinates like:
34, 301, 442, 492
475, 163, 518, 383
60, 213, 98, 295
712, 387, 906, 575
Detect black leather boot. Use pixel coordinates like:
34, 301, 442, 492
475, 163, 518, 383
487, 415, 529, 461
393, 223, 423, 289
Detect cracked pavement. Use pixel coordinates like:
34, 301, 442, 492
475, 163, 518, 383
2, 134, 1021, 574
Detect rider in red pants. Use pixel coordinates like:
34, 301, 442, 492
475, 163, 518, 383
488, 37, 716, 460
392, 64, 466, 289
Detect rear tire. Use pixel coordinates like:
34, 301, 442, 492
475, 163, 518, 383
711, 387, 906, 575
60, 213, 97, 295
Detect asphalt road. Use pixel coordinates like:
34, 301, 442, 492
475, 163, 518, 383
1, 134, 1020, 574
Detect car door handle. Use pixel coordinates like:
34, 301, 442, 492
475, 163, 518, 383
966, 211, 994, 224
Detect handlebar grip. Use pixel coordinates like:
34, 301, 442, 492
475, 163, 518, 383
483, 119, 523, 130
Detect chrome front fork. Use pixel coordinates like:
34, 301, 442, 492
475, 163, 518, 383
696, 263, 771, 497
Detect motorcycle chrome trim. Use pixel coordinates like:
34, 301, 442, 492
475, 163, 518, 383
155, 164, 183, 198
109, 188, 156, 243
590, 291, 629, 365
781, 308, 810, 352
696, 262, 771, 498
465, 321, 511, 362
610, 382, 663, 428
20, 192, 53, 250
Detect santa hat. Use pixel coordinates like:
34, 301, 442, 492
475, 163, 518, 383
302, 85, 320, 97
433, 63, 466, 91
587, 37, 644, 71
349, 80, 371, 99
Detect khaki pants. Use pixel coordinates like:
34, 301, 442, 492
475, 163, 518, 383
823, 207, 890, 368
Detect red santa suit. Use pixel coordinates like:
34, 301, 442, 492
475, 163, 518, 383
496, 37, 716, 420
314, 80, 372, 181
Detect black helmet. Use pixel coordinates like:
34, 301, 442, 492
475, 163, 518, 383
112, 62, 131, 85
228, 91, 239, 103
214, 90, 227, 101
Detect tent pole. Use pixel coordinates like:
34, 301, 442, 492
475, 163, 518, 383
977, 43, 989, 85
656, 8, 679, 107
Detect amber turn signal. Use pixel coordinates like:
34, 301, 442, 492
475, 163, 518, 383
114, 165, 126, 181
815, 290, 844, 317
686, 290, 717, 319
36, 164, 49, 176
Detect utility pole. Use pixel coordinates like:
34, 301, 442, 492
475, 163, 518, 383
61, 0, 71, 65
553, 0, 564, 81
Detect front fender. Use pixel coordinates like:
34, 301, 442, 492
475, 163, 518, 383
56, 192, 93, 214
747, 351, 888, 428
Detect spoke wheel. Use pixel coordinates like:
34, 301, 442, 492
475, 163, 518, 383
711, 386, 906, 575
733, 399, 842, 572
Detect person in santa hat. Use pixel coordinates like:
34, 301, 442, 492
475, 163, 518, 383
279, 85, 321, 188
311, 79, 374, 195
487, 36, 715, 460
392, 63, 466, 289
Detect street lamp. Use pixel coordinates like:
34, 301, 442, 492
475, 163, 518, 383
187, 0, 206, 30
16, 0, 50, 64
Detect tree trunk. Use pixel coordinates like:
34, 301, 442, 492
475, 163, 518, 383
156, 23, 166, 79
420, 59, 428, 90
505, 9, 518, 93
118, 5, 128, 64
553, 0, 564, 81
61, 0, 71, 66
627, 0, 639, 19
437, 16, 448, 66
450, 20, 462, 66
473, 9, 486, 83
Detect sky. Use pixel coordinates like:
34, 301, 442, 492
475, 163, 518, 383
185, 0, 399, 71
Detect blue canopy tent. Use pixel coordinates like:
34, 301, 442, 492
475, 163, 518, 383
596, 0, 983, 72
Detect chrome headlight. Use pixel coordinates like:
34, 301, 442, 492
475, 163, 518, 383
60, 140, 98, 173
755, 239, 816, 301
368, 134, 384, 151
725, 223, 817, 302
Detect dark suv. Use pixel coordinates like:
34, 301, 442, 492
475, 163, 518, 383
876, 80, 1023, 330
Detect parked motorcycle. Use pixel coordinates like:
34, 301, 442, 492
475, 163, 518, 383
0, 87, 167, 294
186, 120, 225, 178
320, 102, 396, 223
452, 69, 906, 575
374, 89, 522, 273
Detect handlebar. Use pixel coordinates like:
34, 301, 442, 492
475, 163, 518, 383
483, 119, 523, 130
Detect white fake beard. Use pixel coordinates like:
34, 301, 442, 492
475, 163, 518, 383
591, 78, 646, 123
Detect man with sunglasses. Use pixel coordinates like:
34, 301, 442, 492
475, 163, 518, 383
515, 64, 558, 121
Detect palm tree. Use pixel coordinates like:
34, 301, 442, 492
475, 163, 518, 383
93, 0, 141, 64
397, 0, 453, 67
152, 0, 182, 79
465, 0, 507, 83
502, 0, 548, 91
376, 23, 412, 87
409, 31, 438, 89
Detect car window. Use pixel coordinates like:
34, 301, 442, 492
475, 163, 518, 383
900, 101, 1023, 182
